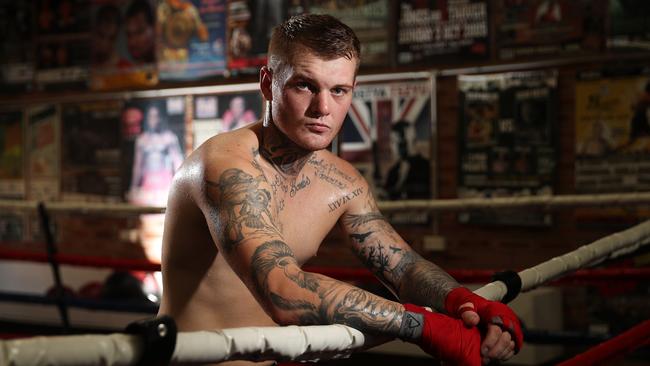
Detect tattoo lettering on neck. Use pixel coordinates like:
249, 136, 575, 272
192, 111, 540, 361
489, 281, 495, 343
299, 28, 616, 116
289, 174, 311, 197
206, 168, 280, 251
328, 187, 363, 212
259, 133, 311, 177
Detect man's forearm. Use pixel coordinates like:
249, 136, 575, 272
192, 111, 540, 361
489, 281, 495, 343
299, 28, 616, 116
251, 239, 406, 338
398, 258, 460, 313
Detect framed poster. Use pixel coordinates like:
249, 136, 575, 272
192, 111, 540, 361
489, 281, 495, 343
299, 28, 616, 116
90, 0, 158, 90
340, 72, 435, 225
192, 89, 262, 148
61, 100, 124, 201
458, 70, 558, 226
494, 0, 606, 60
157, 0, 227, 81
396, 0, 489, 66
26, 104, 60, 201
307, 0, 391, 67
0, 109, 25, 198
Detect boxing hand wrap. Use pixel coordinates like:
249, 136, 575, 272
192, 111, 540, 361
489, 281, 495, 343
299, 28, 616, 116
400, 304, 482, 366
445, 287, 524, 352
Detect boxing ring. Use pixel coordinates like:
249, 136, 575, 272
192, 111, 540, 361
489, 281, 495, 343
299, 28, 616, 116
0, 193, 649, 365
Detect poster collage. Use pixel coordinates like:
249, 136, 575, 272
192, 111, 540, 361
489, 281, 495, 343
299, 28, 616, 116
1, 0, 649, 92
0, 87, 263, 245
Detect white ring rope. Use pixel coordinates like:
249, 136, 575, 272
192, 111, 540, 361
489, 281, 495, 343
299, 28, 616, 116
1, 220, 649, 365
2, 191, 650, 214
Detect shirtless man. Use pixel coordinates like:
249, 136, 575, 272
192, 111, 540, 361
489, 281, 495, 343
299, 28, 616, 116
158, 14, 522, 366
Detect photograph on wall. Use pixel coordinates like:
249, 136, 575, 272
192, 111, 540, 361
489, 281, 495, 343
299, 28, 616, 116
458, 70, 558, 226
340, 75, 433, 225
227, 0, 305, 74
157, 0, 227, 81
90, 0, 158, 90
608, 0, 650, 50
122, 96, 186, 206
306, 0, 390, 67
396, 0, 489, 66
34, 0, 91, 90
494, 0, 606, 60
192, 90, 261, 148
26, 104, 60, 201
0, 2, 34, 92
61, 100, 124, 201
0, 109, 25, 198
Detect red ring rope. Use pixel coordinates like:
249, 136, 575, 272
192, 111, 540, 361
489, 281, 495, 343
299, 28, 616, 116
0, 247, 647, 284
557, 319, 650, 366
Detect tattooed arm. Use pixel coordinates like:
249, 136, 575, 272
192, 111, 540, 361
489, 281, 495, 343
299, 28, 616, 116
340, 178, 460, 313
199, 160, 410, 339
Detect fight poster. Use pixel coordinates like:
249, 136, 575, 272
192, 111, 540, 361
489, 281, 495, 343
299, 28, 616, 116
458, 70, 558, 226
226, 0, 305, 74
608, 0, 650, 51
157, 0, 227, 81
396, 0, 489, 66
0, 2, 34, 92
61, 100, 124, 201
306, 0, 390, 67
340, 74, 433, 225
90, 0, 158, 90
26, 104, 60, 201
121, 96, 186, 206
34, 0, 90, 90
494, 0, 606, 60
192, 90, 261, 148
575, 69, 650, 192
0, 109, 25, 198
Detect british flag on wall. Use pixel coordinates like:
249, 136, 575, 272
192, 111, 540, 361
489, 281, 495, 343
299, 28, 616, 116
340, 74, 434, 215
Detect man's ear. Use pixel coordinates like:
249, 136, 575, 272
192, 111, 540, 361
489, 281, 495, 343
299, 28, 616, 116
259, 66, 273, 101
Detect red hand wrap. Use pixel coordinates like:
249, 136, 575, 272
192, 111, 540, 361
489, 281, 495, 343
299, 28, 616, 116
445, 287, 524, 352
404, 303, 482, 366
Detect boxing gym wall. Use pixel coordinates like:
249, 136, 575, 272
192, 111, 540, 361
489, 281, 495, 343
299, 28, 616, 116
0, 1, 649, 365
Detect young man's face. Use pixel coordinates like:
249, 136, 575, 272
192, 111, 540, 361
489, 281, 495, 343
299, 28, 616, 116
264, 51, 357, 151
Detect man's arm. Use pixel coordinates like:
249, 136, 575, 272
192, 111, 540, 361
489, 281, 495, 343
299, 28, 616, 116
340, 177, 522, 363
199, 159, 405, 336
339, 180, 459, 312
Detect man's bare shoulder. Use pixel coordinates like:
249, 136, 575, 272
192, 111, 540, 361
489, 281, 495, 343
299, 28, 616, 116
173, 127, 261, 191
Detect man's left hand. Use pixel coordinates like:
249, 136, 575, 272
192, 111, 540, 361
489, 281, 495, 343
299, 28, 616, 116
445, 287, 523, 365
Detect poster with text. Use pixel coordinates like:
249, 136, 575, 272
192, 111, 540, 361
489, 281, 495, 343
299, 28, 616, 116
227, 0, 305, 74
608, 0, 650, 51
396, 0, 489, 66
122, 96, 186, 206
34, 0, 91, 90
340, 75, 433, 225
458, 70, 558, 226
157, 0, 227, 81
61, 100, 124, 201
0, 2, 34, 92
495, 0, 606, 60
575, 69, 650, 192
27, 104, 60, 201
192, 91, 261, 148
306, 0, 390, 67
0, 109, 25, 198
90, 0, 158, 90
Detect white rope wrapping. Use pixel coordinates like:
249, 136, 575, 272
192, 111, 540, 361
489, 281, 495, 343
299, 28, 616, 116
1, 221, 649, 365
474, 220, 650, 301
3, 192, 650, 214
